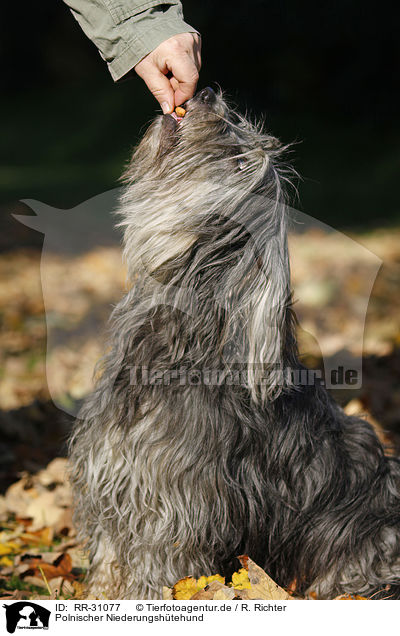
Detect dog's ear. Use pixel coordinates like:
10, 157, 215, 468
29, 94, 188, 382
246, 220, 293, 402
216, 194, 292, 402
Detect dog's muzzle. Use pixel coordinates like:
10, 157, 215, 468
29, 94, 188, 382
160, 87, 218, 153
194, 86, 217, 105
164, 86, 217, 127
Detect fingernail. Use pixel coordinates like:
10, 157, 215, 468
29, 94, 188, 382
161, 102, 171, 114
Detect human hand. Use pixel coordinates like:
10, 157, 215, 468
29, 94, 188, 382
134, 33, 201, 114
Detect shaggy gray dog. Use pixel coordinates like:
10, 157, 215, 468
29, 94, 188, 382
69, 88, 400, 599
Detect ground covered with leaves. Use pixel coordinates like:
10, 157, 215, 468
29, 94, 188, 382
0, 225, 399, 599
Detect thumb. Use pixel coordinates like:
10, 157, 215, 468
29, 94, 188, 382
135, 64, 175, 113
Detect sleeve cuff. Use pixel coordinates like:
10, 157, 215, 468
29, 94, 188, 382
108, 16, 199, 82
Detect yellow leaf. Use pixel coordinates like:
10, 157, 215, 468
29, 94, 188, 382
173, 576, 198, 600
196, 576, 208, 590
196, 574, 225, 592
20, 526, 54, 546
0, 541, 20, 556
206, 574, 225, 585
0, 556, 13, 567
335, 594, 368, 600
232, 567, 251, 590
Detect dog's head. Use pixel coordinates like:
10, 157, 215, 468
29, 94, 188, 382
123, 87, 284, 194
119, 88, 295, 401
120, 87, 289, 269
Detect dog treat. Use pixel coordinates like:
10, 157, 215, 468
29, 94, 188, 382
175, 106, 186, 118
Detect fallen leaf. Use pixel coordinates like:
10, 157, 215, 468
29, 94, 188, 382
0, 541, 20, 556
26, 491, 67, 531
162, 586, 173, 600
237, 555, 292, 600
21, 552, 75, 582
231, 567, 251, 590
191, 581, 235, 600
173, 576, 198, 600
0, 556, 13, 567
334, 594, 368, 600
20, 527, 54, 546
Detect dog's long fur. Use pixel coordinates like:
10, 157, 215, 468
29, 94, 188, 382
69, 88, 400, 599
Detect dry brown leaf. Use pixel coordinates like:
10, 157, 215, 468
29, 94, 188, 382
36, 458, 68, 486
21, 552, 75, 582
5, 479, 40, 515
15, 517, 35, 528
237, 555, 291, 600
52, 507, 74, 536
61, 579, 75, 597
25, 492, 62, 530
162, 586, 173, 600
20, 527, 54, 546
49, 576, 64, 594
23, 575, 48, 589
191, 580, 235, 600
64, 545, 89, 570
71, 581, 87, 599
0, 590, 28, 601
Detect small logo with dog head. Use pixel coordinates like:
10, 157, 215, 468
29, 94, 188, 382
3, 602, 50, 633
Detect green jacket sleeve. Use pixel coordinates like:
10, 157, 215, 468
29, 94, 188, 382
63, 0, 199, 81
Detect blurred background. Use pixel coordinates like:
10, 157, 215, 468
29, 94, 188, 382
0, 0, 399, 599
1, 0, 399, 233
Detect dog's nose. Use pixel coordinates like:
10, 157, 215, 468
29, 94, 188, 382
197, 87, 216, 104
